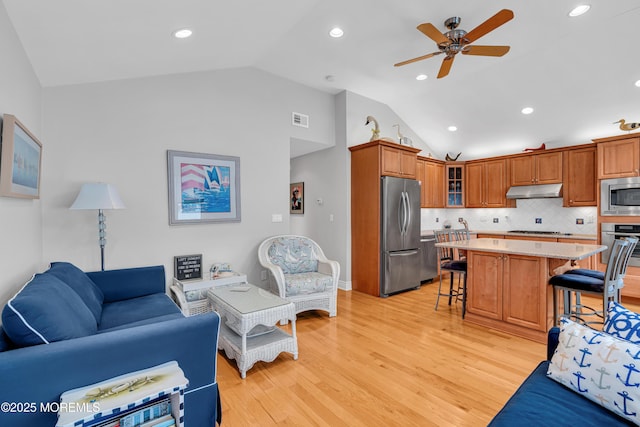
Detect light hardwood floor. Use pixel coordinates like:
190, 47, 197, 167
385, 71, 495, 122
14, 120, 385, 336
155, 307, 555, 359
215, 282, 637, 426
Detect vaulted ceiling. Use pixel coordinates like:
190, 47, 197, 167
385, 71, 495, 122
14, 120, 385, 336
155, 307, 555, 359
4, 0, 640, 160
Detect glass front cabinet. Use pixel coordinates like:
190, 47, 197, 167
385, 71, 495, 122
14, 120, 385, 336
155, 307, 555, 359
446, 164, 464, 207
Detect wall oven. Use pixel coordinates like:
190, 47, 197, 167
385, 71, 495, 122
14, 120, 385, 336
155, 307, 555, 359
601, 223, 640, 267
601, 177, 640, 216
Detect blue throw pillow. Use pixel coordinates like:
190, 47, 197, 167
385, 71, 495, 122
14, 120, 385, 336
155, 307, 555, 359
47, 262, 104, 322
604, 301, 640, 343
1, 273, 98, 347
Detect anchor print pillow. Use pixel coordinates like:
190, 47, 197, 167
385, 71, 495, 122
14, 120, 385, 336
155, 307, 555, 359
547, 318, 640, 425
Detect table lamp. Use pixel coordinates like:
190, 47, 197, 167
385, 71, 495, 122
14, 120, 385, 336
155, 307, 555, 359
70, 183, 125, 271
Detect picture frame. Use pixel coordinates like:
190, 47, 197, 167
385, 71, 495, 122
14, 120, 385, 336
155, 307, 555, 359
0, 114, 42, 199
290, 182, 304, 214
167, 150, 241, 225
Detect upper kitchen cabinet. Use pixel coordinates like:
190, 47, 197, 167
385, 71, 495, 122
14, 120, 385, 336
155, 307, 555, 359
563, 145, 597, 207
379, 141, 420, 178
595, 135, 640, 178
417, 156, 445, 208
445, 163, 464, 207
510, 151, 563, 186
466, 159, 511, 208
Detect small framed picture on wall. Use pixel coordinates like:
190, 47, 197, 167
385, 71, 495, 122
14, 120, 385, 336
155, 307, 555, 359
290, 182, 304, 214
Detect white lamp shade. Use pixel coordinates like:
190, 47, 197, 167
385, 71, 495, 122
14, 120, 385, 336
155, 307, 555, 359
70, 183, 126, 210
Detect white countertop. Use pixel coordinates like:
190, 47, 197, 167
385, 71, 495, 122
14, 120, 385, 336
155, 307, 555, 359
435, 238, 606, 260
422, 229, 597, 240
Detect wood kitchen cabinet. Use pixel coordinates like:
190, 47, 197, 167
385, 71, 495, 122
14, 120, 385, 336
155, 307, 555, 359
595, 135, 640, 178
381, 144, 418, 178
467, 251, 549, 340
417, 156, 444, 208
563, 146, 597, 207
349, 140, 421, 296
445, 163, 464, 207
510, 151, 563, 186
465, 159, 511, 208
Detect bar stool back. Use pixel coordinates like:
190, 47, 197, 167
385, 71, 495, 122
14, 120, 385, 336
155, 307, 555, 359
550, 238, 634, 325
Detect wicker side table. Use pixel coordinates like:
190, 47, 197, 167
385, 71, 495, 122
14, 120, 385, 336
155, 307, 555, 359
208, 283, 298, 379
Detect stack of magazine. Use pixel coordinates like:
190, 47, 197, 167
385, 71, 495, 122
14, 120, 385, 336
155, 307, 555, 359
92, 397, 175, 427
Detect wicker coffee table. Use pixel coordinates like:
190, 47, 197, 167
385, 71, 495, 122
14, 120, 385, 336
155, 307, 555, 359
207, 283, 298, 379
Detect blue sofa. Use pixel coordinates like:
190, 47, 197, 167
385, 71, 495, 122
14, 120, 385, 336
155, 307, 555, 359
489, 327, 633, 426
0, 262, 221, 426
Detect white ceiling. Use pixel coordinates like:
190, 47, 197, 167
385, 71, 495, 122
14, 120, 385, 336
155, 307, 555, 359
4, 0, 640, 160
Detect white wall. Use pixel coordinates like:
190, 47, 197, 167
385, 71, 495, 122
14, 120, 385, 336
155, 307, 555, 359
41, 67, 335, 286
290, 90, 436, 287
0, 2, 43, 304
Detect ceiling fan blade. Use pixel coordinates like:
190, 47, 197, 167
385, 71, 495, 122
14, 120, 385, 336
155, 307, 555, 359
417, 23, 450, 46
464, 9, 514, 44
394, 51, 442, 67
462, 45, 510, 56
437, 56, 454, 79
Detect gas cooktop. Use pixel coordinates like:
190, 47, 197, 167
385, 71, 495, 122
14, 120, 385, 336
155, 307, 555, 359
508, 230, 572, 236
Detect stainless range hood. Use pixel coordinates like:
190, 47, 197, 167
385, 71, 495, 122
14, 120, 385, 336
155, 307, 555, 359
506, 183, 562, 199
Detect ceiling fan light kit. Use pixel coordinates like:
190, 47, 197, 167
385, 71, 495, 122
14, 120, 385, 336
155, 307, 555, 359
395, 9, 514, 78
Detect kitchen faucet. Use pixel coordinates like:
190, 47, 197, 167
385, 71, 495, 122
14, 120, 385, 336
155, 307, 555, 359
459, 217, 468, 230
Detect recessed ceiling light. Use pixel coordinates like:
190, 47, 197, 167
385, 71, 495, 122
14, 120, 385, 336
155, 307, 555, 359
521, 107, 534, 115
569, 5, 590, 17
416, 74, 428, 81
635, 79, 640, 87
329, 27, 344, 38
173, 28, 193, 39
448, 126, 458, 132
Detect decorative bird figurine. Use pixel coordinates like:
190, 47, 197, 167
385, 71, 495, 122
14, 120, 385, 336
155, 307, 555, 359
615, 119, 640, 132
445, 152, 461, 161
523, 143, 546, 152
365, 116, 395, 142
365, 116, 381, 141
393, 124, 403, 142
392, 124, 413, 146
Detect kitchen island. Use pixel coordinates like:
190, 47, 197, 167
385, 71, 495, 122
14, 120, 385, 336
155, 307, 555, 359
436, 238, 607, 343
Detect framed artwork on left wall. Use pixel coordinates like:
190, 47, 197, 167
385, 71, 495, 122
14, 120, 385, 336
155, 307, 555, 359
0, 114, 42, 199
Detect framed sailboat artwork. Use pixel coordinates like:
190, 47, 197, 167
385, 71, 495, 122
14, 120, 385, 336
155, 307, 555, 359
167, 150, 241, 225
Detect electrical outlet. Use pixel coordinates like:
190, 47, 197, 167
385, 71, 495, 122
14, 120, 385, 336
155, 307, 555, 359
535, 218, 542, 224
435, 217, 439, 223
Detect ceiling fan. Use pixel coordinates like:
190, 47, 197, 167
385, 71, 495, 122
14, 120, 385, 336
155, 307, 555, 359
394, 9, 514, 78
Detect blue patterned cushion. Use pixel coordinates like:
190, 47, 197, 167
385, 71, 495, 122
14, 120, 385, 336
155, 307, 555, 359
547, 318, 640, 424
285, 272, 331, 296
268, 237, 318, 274
604, 301, 640, 343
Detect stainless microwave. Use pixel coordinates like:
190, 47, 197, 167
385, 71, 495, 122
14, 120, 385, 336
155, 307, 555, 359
601, 177, 640, 216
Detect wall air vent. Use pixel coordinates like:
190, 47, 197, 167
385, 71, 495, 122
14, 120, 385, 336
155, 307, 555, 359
292, 112, 309, 128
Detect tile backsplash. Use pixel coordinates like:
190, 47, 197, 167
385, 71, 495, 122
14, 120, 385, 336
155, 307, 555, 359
421, 198, 597, 235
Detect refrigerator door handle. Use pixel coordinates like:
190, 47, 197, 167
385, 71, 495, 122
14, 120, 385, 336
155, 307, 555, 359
389, 249, 419, 256
405, 191, 412, 235
401, 191, 408, 236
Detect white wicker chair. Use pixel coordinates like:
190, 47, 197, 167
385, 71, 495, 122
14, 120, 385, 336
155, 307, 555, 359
258, 235, 339, 318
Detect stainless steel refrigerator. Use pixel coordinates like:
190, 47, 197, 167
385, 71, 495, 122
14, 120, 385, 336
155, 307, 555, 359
380, 176, 421, 296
